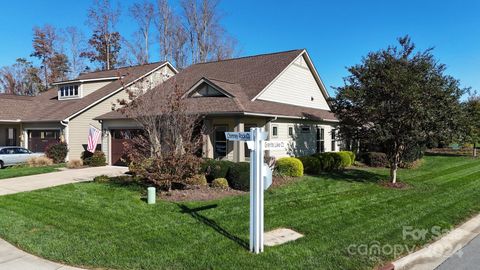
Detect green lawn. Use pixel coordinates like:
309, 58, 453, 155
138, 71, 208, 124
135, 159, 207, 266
0, 164, 64, 180
0, 155, 479, 269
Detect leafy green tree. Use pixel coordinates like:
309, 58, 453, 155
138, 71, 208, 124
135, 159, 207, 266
332, 36, 465, 183
462, 95, 480, 157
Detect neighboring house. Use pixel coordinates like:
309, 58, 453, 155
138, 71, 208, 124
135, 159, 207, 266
0, 61, 177, 160
97, 49, 340, 165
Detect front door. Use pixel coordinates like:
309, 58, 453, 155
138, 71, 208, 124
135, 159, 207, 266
28, 130, 60, 153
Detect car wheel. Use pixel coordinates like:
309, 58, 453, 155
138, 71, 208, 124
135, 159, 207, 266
0, 161, 4, 169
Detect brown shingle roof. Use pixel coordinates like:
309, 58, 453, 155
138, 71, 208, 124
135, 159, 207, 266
0, 62, 168, 122
97, 49, 337, 122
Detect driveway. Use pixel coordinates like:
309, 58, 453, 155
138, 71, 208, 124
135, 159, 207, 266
0, 166, 128, 196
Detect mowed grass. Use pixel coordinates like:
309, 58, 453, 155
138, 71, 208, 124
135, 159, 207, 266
0, 156, 479, 269
0, 164, 63, 180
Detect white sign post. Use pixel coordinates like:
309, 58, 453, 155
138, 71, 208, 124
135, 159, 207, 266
225, 128, 271, 254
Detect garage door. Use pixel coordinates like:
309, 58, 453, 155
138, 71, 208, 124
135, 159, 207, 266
28, 130, 60, 153
111, 129, 142, 166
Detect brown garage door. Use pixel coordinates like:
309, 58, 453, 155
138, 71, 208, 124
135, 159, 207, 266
111, 129, 142, 166
28, 130, 60, 153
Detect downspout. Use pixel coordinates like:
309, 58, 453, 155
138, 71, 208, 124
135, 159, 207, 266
60, 120, 69, 161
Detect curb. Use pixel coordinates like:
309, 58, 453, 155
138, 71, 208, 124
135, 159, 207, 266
389, 213, 480, 270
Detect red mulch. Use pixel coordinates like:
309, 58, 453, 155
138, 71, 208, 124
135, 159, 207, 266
160, 186, 246, 202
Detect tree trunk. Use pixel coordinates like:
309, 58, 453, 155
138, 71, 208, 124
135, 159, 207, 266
390, 163, 398, 184
474, 143, 477, 158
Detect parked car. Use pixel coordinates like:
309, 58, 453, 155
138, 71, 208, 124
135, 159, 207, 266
0, 147, 44, 168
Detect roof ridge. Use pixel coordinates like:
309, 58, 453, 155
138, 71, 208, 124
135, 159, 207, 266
78, 61, 166, 76
191, 49, 304, 66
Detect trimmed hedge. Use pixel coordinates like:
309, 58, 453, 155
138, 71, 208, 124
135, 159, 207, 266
201, 159, 234, 182
298, 156, 321, 174
200, 159, 250, 191
275, 157, 303, 177
82, 151, 106, 167
361, 152, 388, 167
186, 174, 208, 186
226, 162, 250, 191
45, 142, 68, 163
299, 151, 356, 173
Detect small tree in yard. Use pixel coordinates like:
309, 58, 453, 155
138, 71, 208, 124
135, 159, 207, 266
119, 79, 204, 190
462, 95, 480, 157
332, 36, 465, 183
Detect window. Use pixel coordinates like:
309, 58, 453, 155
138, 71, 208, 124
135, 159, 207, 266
272, 125, 278, 138
331, 129, 337, 152
288, 126, 294, 137
300, 125, 311, 133
58, 84, 80, 99
214, 126, 228, 159
14, 148, 30, 154
316, 127, 324, 153
6, 128, 16, 146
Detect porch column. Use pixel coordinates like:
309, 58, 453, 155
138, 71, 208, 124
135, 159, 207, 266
203, 119, 214, 159
233, 119, 244, 162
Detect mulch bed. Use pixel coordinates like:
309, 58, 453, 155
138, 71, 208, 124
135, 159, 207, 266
380, 180, 409, 189
160, 186, 246, 202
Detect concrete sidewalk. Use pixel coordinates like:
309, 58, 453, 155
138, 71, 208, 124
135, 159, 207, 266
0, 166, 128, 195
0, 238, 85, 270
393, 213, 480, 270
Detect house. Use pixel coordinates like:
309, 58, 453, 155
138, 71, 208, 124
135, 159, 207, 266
96, 49, 340, 165
0, 61, 177, 160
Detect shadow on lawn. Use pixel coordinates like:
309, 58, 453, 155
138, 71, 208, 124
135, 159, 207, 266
178, 204, 249, 250
318, 168, 385, 183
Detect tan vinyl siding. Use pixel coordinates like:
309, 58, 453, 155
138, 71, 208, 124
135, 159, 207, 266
257, 55, 330, 110
68, 65, 175, 160
82, 81, 114, 97
266, 119, 339, 158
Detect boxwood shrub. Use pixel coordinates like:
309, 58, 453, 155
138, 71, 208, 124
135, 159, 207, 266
298, 156, 321, 174
45, 142, 68, 163
226, 162, 250, 191
201, 159, 234, 182
362, 152, 388, 167
82, 151, 106, 167
275, 157, 303, 177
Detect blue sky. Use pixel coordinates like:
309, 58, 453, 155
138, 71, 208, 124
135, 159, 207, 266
0, 0, 479, 96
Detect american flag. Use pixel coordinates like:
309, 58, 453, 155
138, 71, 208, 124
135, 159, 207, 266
87, 126, 101, 153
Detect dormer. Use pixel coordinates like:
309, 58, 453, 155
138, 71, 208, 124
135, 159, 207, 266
53, 77, 119, 100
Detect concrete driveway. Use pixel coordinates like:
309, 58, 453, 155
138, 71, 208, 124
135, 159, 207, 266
0, 166, 128, 196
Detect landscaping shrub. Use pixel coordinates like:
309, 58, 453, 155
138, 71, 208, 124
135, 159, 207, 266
212, 178, 229, 189
339, 151, 356, 166
82, 151, 106, 167
226, 162, 250, 191
94, 175, 110, 183
27, 156, 54, 167
362, 152, 388, 167
45, 142, 68, 163
298, 156, 321, 174
186, 174, 208, 186
275, 157, 303, 177
337, 151, 353, 168
201, 159, 235, 182
66, 159, 83, 169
